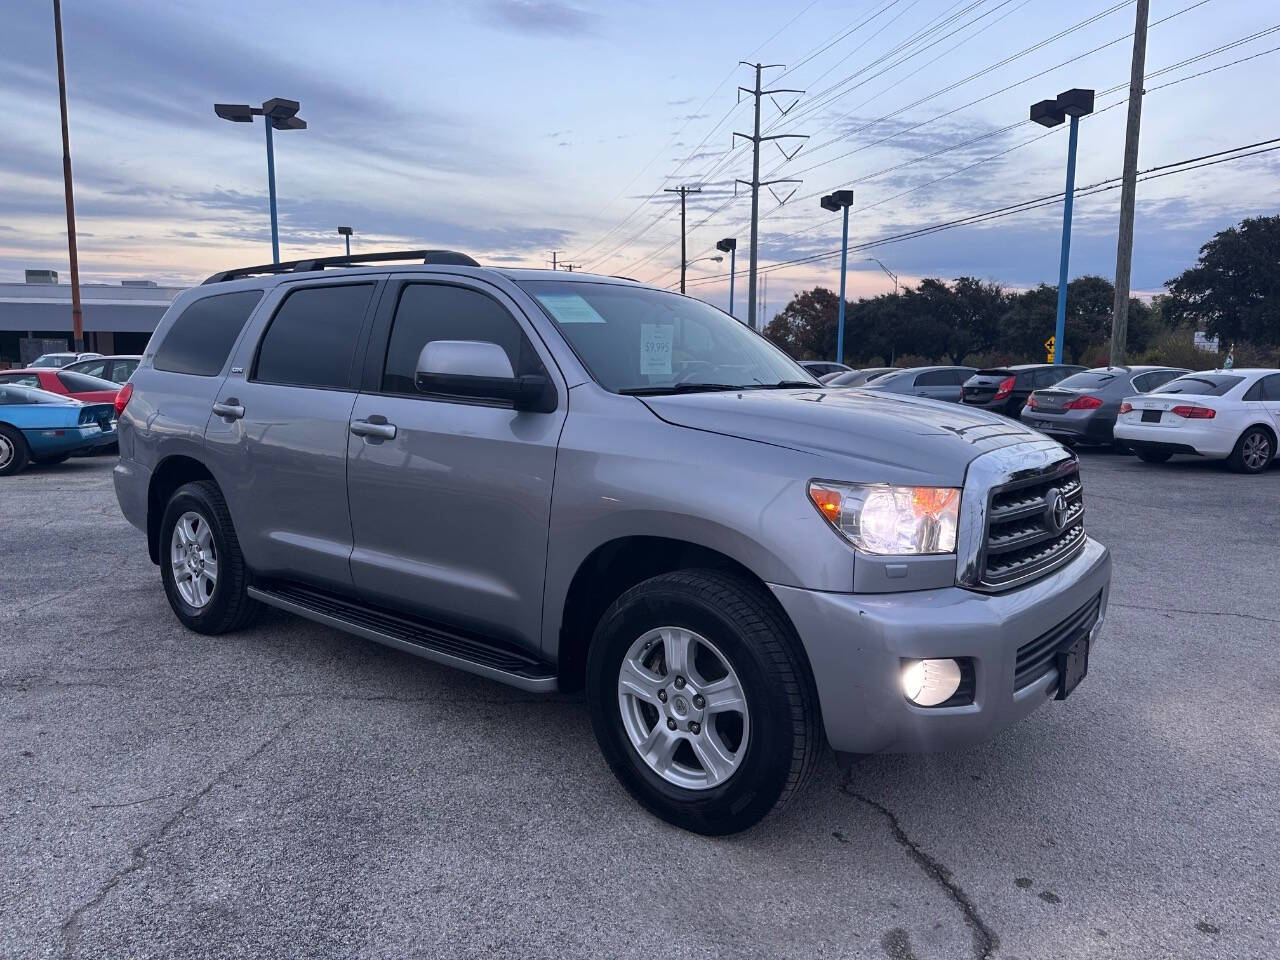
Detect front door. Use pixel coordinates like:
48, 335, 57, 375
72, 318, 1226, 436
345, 278, 566, 652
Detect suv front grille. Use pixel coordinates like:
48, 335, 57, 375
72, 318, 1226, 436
1015, 591, 1102, 689
980, 462, 1085, 589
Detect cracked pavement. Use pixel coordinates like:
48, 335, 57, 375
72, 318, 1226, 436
2, 452, 1277, 959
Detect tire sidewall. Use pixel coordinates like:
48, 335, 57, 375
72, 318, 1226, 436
160, 484, 236, 629
587, 579, 796, 834
1233, 427, 1272, 474
0, 425, 30, 476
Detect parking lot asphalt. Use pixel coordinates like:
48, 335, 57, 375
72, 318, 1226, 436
2, 451, 1277, 960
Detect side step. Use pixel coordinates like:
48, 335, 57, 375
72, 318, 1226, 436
247, 581, 558, 693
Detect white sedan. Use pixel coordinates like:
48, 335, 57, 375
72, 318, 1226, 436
1115, 369, 1280, 474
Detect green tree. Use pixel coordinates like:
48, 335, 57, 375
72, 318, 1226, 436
1165, 216, 1280, 347
762, 287, 841, 360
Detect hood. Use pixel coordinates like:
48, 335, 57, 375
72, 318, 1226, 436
641, 388, 1047, 480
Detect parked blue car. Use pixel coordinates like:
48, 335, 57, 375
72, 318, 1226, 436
0, 384, 116, 476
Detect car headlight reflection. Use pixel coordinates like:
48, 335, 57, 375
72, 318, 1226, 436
807, 481, 959, 555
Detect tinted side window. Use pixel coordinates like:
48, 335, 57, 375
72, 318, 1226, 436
154, 290, 264, 377
72, 360, 107, 378
110, 359, 139, 383
382, 283, 540, 395
914, 370, 949, 386
0, 373, 41, 387
254, 284, 374, 389
947, 369, 972, 386
1255, 375, 1280, 401
1131, 372, 1154, 392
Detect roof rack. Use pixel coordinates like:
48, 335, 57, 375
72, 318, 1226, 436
201, 249, 480, 284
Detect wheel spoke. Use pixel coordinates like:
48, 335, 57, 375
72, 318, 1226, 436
618, 656, 663, 705
692, 729, 737, 785
195, 522, 214, 552
637, 723, 680, 774
701, 675, 746, 715
202, 556, 218, 584
179, 516, 198, 545
662, 628, 690, 678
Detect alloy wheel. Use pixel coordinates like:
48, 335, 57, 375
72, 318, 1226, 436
0, 434, 12, 469
617, 626, 750, 790
170, 510, 218, 608
1242, 432, 1271, 471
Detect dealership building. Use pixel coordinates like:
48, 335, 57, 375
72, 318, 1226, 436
0, 270, 185, 367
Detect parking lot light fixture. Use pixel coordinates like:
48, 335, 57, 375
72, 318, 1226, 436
214, 98, 308, 264
1031, 88, 1094, 363
716, 238, 738, 319
337, 226, 353, 256
820, 190, 854, 365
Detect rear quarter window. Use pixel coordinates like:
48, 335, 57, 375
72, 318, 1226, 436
154, 290, 264, 377
57, 371, 115, 392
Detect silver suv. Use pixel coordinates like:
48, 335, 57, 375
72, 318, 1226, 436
113, 250, 1111, 834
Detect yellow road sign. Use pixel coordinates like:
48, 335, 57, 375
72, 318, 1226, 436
1045, 335, 1055, 363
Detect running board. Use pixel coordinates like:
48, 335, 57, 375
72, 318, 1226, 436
247, 582, 558, 693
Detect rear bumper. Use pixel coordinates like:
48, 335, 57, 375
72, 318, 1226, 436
1021, 409, 1114, 442
1113, 421, 1232, 457
21, 424, 110, 457
770, 537, 1111, 754
113, 456, 151, 534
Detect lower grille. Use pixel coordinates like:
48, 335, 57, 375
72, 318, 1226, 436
1014, 592, 1101, 690
979, 461, 1085, 589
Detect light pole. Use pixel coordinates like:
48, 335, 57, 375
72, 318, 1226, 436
863, 257, 898, 296
821, 190, 854, 366
337, 226, 353, 256
214, 98, 308, 264
716, 238, 738, 318
683, 255, 723, 272
1031, 88, 1094, 363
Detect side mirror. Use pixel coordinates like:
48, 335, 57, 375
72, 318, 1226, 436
414, 340, 555, 412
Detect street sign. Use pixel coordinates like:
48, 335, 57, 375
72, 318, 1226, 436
1044, 335, 1055, 363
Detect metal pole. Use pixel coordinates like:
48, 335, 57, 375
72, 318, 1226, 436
746, 64, 763, 329
679, 189, 687, 294
52, 0, 83, 352
344, 234, 350, 256
836, 204, 849, 365
728, 247, 736, 318
1109, 0, 1150, 366
264, 118, 279, 263
1054, 114, 1080, 364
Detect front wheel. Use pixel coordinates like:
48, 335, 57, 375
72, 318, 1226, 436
0, 425, 31, 476
586, 569, 821, 835
1229, 426, 1274, 474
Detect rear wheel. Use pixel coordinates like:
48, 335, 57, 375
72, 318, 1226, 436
0, 425, 31, 476
1136, 448, 1172, 464
1228, 426, 1274, 474
586, 569, 821, 835
159, 480, 259, 634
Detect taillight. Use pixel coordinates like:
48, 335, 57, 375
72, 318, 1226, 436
114, 381, 133, 417
1064, 395, 1103, 411
993, 375, 1016, 401
1026, 394, 1038, 409
1119, 402, 1133, 414
1171, 404, 1215, 419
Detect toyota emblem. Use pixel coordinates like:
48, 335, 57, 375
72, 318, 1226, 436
1046, 490, 1069, 533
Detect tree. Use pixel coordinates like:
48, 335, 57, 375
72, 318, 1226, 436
763, 287, 841, 360
1165, 216, 1280, 347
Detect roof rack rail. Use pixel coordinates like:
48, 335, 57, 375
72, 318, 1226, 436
201, 249, 480, 284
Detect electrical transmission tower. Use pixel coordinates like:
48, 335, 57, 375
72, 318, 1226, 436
664, 185, 702, 293
734, 62, 807, 329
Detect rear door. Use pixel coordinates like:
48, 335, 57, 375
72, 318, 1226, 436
912, 369, 953, 400
344, 276, 567, 651
203, 280, 379, 592
1259, 374, 1280, 432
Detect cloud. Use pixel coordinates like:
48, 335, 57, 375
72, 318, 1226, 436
483, 1, 598, 34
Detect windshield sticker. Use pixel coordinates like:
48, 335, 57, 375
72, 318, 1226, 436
640, 323, 674, 375
536, 293, 607, 324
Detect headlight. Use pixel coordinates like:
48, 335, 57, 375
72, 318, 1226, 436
807, 481, 959, 555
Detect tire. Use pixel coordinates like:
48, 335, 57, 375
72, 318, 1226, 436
1228, 426, 1274, 474
159, 480, 259, 634
0, 424, 31, 476
586, 569, 821, 835
1136, 448, 1172, 464
33, 453, 71, 465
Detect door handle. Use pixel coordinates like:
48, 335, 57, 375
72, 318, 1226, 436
350, 417, 397, 440
212, 399, 245, 420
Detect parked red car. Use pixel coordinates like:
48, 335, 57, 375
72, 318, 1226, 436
0, 368, 121, 404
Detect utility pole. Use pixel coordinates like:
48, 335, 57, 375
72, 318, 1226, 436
665, 185, 701, 293
560, 263, 580, 273
52, 0, 83, 352
549, 251, 561, 271
734, 62, 808, 329
1110, 0, 1150, 366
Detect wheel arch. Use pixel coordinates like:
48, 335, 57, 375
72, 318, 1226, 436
146, 455, 218, 564
553, 535, 805, 693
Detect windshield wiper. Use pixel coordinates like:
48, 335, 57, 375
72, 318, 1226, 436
620, 383, 748, 395
749, 380, 820, 389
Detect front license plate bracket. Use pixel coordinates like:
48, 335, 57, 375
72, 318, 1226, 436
1055, 634, 1090, 700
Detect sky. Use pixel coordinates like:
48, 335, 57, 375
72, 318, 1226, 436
2, 0, 1278, 318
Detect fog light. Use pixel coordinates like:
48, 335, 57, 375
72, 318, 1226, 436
902, 658, 963, 706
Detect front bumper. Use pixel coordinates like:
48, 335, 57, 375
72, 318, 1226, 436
770, 537, 1111, 754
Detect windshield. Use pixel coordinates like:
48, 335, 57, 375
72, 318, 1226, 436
519, 280, 815, 393
32, 354, 71, 368
1055, 371, 1116, 391
1153, 374, 1243, 396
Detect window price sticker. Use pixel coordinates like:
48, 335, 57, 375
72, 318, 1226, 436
640, 323, 673, 375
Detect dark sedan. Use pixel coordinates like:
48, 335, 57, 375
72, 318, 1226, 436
962, 364, 1085, 416
1022, 365, 1189, 445
858, 365, 976, 403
